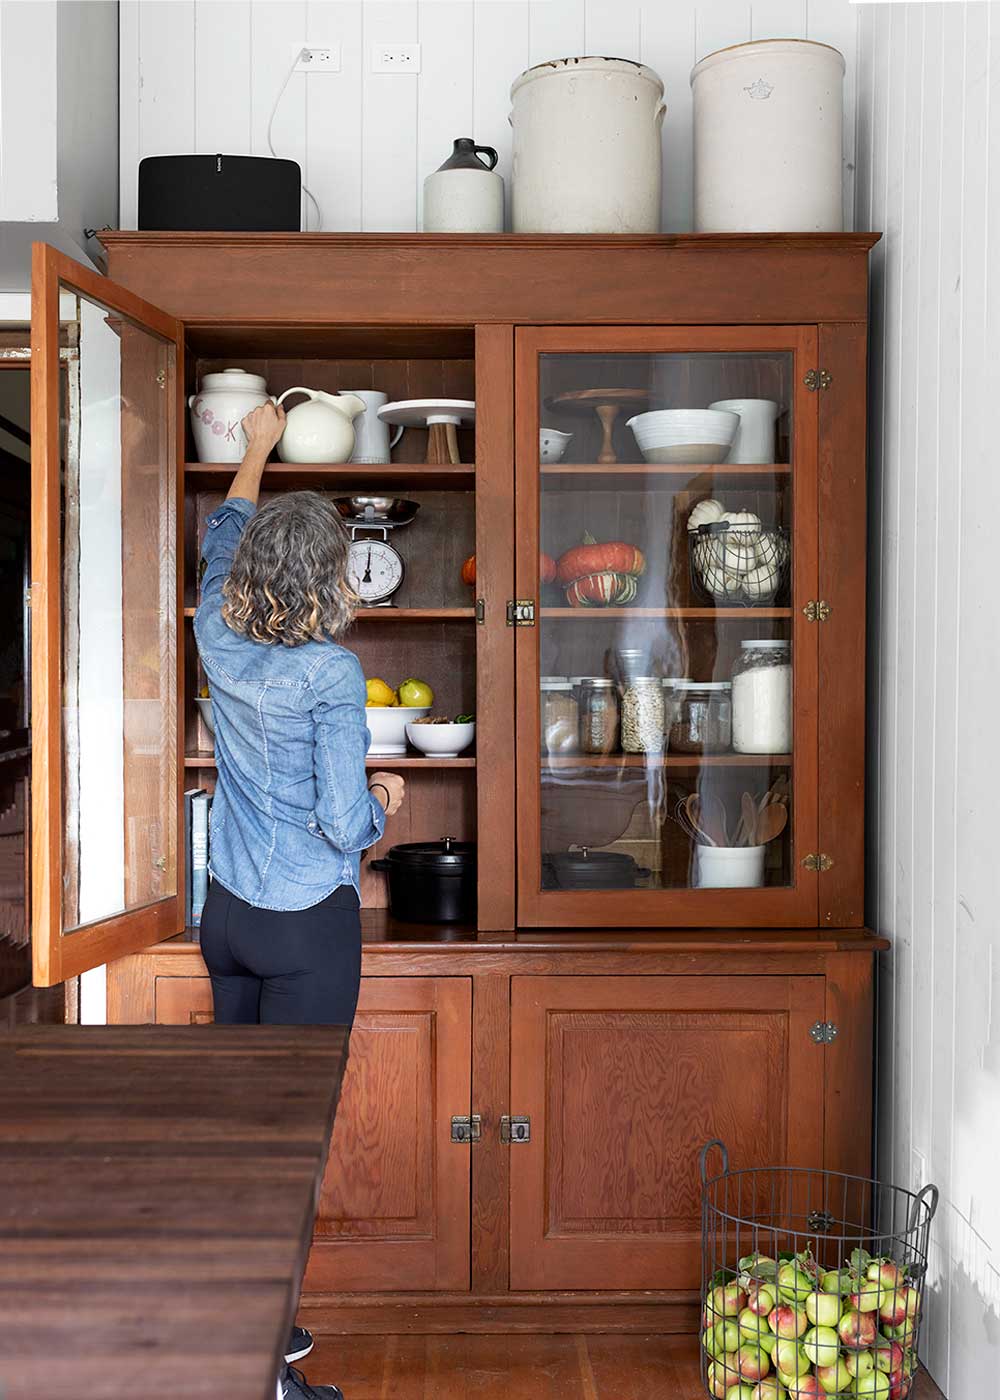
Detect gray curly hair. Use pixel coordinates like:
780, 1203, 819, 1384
222, 491, 356, 645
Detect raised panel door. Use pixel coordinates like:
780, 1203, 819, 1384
509, 974, 825, 1291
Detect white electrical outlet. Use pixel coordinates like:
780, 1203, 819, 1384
293, 45, 341, 74
372, 43, 421, 74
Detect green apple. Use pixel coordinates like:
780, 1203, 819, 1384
820, 1269, 851, 1295
802, 1326, 841, 1369
778, 1262, 816, 1302
850, 1371, 891, 1397
845, 1350, 875, 1380
737, 1344, 771, 1382
726, 1387, 757, 1400
774, 1340, 811, 1379
815, 1359, 853, 1394
805, 1292, 842, 1328
751, 1382, 789, 1400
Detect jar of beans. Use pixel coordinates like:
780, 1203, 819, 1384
621, 677, 665, 754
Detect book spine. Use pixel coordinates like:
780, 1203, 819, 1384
184, 791, 196, 930
190, 793, 210, 928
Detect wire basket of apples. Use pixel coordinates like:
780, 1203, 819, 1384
699, 1140, 939, 1400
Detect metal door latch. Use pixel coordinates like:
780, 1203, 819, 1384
500, 1114, 531, 1144
809, 1022, 839, 1044
451, 1114, 481, 1144
802, 852, 834, 873
506, 599, 535, 627
475, 597, 485, 625
804, 368, 832, 391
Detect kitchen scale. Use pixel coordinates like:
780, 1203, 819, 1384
335, 496, 420, 607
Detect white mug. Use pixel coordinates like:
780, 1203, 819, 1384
345, 390, 405, 464
708, 398, 780, 465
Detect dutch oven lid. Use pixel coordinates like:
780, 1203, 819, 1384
547, 848, 640, 876
383, 836, 477, 869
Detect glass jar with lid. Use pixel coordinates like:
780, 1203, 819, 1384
541, 680, 578, 755
661, 676, 692, 743
621, 676, 665, 754
731, 639, 792, 753
578, 678, 619, 755
668, 680, 733, 754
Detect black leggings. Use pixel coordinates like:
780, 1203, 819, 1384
199, 880, 362, 1026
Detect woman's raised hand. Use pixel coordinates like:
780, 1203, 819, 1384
241, 401, 287, 457
369, 772, 406, 817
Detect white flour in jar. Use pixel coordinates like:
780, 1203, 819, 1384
732, 661, 792, 753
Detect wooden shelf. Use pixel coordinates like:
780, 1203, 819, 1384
184, 753, 475, 770
185, 461, 475, 490
543, 753, 791, 769
542, 462, 790, 480
184, 606, 476, 620
541, 607, 792, 620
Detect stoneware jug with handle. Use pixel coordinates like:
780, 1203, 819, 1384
344, 389, 405, 464
275, 388, 367, 464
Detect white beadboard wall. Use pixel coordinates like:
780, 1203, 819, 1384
118, 0, 859, 233
856, 3, 1000, 1396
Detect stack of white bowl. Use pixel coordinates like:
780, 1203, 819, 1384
626, 409, 739, 465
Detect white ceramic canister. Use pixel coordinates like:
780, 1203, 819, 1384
188, 368, 270, 463
694, 844, 766, 889
423, 138, 504, 233
691, 39, 845, 232
510, 57, 666, 233
708, 398, 780, 464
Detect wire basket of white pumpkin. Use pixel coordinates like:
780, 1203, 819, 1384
688, 500, 790, 607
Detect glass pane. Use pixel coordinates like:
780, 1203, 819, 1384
538, 351, 794, 895
60, 292, 177, 931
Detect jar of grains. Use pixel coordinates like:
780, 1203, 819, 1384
661, 676, 692, 744
541, 680, 578, 755
669, 680, 732, 754
578, 678, 619, 755
621, 676, 665, 754
731, 640, 791, 753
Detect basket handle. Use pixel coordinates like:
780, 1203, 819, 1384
907, 1181, 940, 1232
700, 1139, 730, 1186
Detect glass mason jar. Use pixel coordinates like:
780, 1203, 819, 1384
668, 680, 733, 754
731, 639, 792, 753
541, 680, 579, 755
661, 676, 691, 744
578, 678, 619, 755
621, 676, 665, 754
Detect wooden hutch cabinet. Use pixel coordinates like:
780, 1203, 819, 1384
30, 232, 884, 1334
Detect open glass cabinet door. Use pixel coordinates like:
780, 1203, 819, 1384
30, 245, 185, 986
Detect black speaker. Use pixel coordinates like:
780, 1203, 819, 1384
138, 154, 301, 232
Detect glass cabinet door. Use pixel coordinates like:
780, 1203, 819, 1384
514, 328, 820, 927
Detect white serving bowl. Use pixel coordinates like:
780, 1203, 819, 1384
406, 721, 476, 758
195, 696, 215, 737
626, 409, 739, 464
540, 428, 573, 462
366, 705, 431, 756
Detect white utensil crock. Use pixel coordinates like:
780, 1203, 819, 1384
691, 39, 845, 232
694, 844, 766, 889
188, 368, 270, 463
510, 57, 666, 233
708, 398, 780, 464
344, 390, 405, 465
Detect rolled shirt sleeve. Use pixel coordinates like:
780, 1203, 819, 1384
199, 497, 256, 610
309, 650, 386, 854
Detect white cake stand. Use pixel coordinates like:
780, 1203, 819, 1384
378, 399, 476, 465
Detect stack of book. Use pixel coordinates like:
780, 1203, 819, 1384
184, 788, 213, 937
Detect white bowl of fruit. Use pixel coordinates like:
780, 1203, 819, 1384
406, 715, 476, 759
365, 676, 434, 756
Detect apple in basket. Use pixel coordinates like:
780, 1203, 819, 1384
747, 1282, 777, 1317
768, 1304, 808, 1339
736, 1344, 771, 1382
815, 1358, 853, 1393
839, 1308, 878, 1350
804, 1291, 841, 1328
708, 1282, 747, 1318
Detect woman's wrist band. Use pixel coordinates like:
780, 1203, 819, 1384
370, 782, 391, 807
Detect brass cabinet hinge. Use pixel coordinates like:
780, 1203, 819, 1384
809, 1021, 839, 1044
451, 1114, 481, 1144
803, 600, 832, 623
506, 599, 535, 627
802, 852, 834, 873
475, 597, 485, 625
804, 368, 832, 391
156, 369, 167, 388
500, 1114, 531, 1144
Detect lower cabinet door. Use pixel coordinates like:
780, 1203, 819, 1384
153, 972, 472, 1293
509, 974, 826, 1292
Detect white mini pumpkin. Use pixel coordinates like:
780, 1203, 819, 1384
743, 560, 780, 601
722, 533, 759, 574
722, 509, 761, 537
687, 498, 726, 532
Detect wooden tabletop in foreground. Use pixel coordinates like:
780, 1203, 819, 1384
0, 1025, 350, 1400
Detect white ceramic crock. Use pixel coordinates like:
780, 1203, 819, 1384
691, 39, 845, 232
694, 844, 766, 889
510, 57, 666, 233
708, 398, 780, 464
188, 368, 270, 463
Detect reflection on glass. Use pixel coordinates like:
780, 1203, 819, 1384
61, 293, 177, 931
538, 352, 794, 895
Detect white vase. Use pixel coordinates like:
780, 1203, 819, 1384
691, 39, 845, 232
188, 368, 269, 464
510, 57, 666, 234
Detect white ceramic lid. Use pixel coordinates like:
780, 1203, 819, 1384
739, 639, 789, 649
200, 367, 268, 393
675, 679, 732, 691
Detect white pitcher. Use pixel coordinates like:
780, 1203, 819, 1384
275, 388, 367, 464
344, 390, 405, 465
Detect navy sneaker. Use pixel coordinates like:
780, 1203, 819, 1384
280, 1364, 343, 1400
285, 1327, 314, 1363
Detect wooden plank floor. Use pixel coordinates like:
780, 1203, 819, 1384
303, 1334, 946, 1400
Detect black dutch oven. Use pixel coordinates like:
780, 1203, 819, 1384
542, 848, 651, 891
371, 836, 476, 924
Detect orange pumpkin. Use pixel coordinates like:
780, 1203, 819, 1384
565, 571, 640, 608
556, 533, 646, 586
540, 552, 557, 585
461, 554, 476, 586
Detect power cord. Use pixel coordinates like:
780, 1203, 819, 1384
267, 47, 323, 232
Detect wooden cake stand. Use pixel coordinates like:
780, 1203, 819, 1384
546, 388, 649, 464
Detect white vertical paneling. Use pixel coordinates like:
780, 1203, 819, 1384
307, 1, 363, 230
750, 0, 806, 42
119, 1, 142, 228
250, 0, 307, 213
473, 2, 531, 230
529, 0, 584, 65
641, 0, 696, 234
362, 1, 419, 230
139, 1, 196, 157
194, 1, 252, 155
695, 2, 750, 66
417, 1, 475, 228
584, 0, 640, 58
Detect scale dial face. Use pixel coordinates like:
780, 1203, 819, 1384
347, 537, 405, 605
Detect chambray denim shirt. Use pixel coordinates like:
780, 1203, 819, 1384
194, 497, 384, 910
